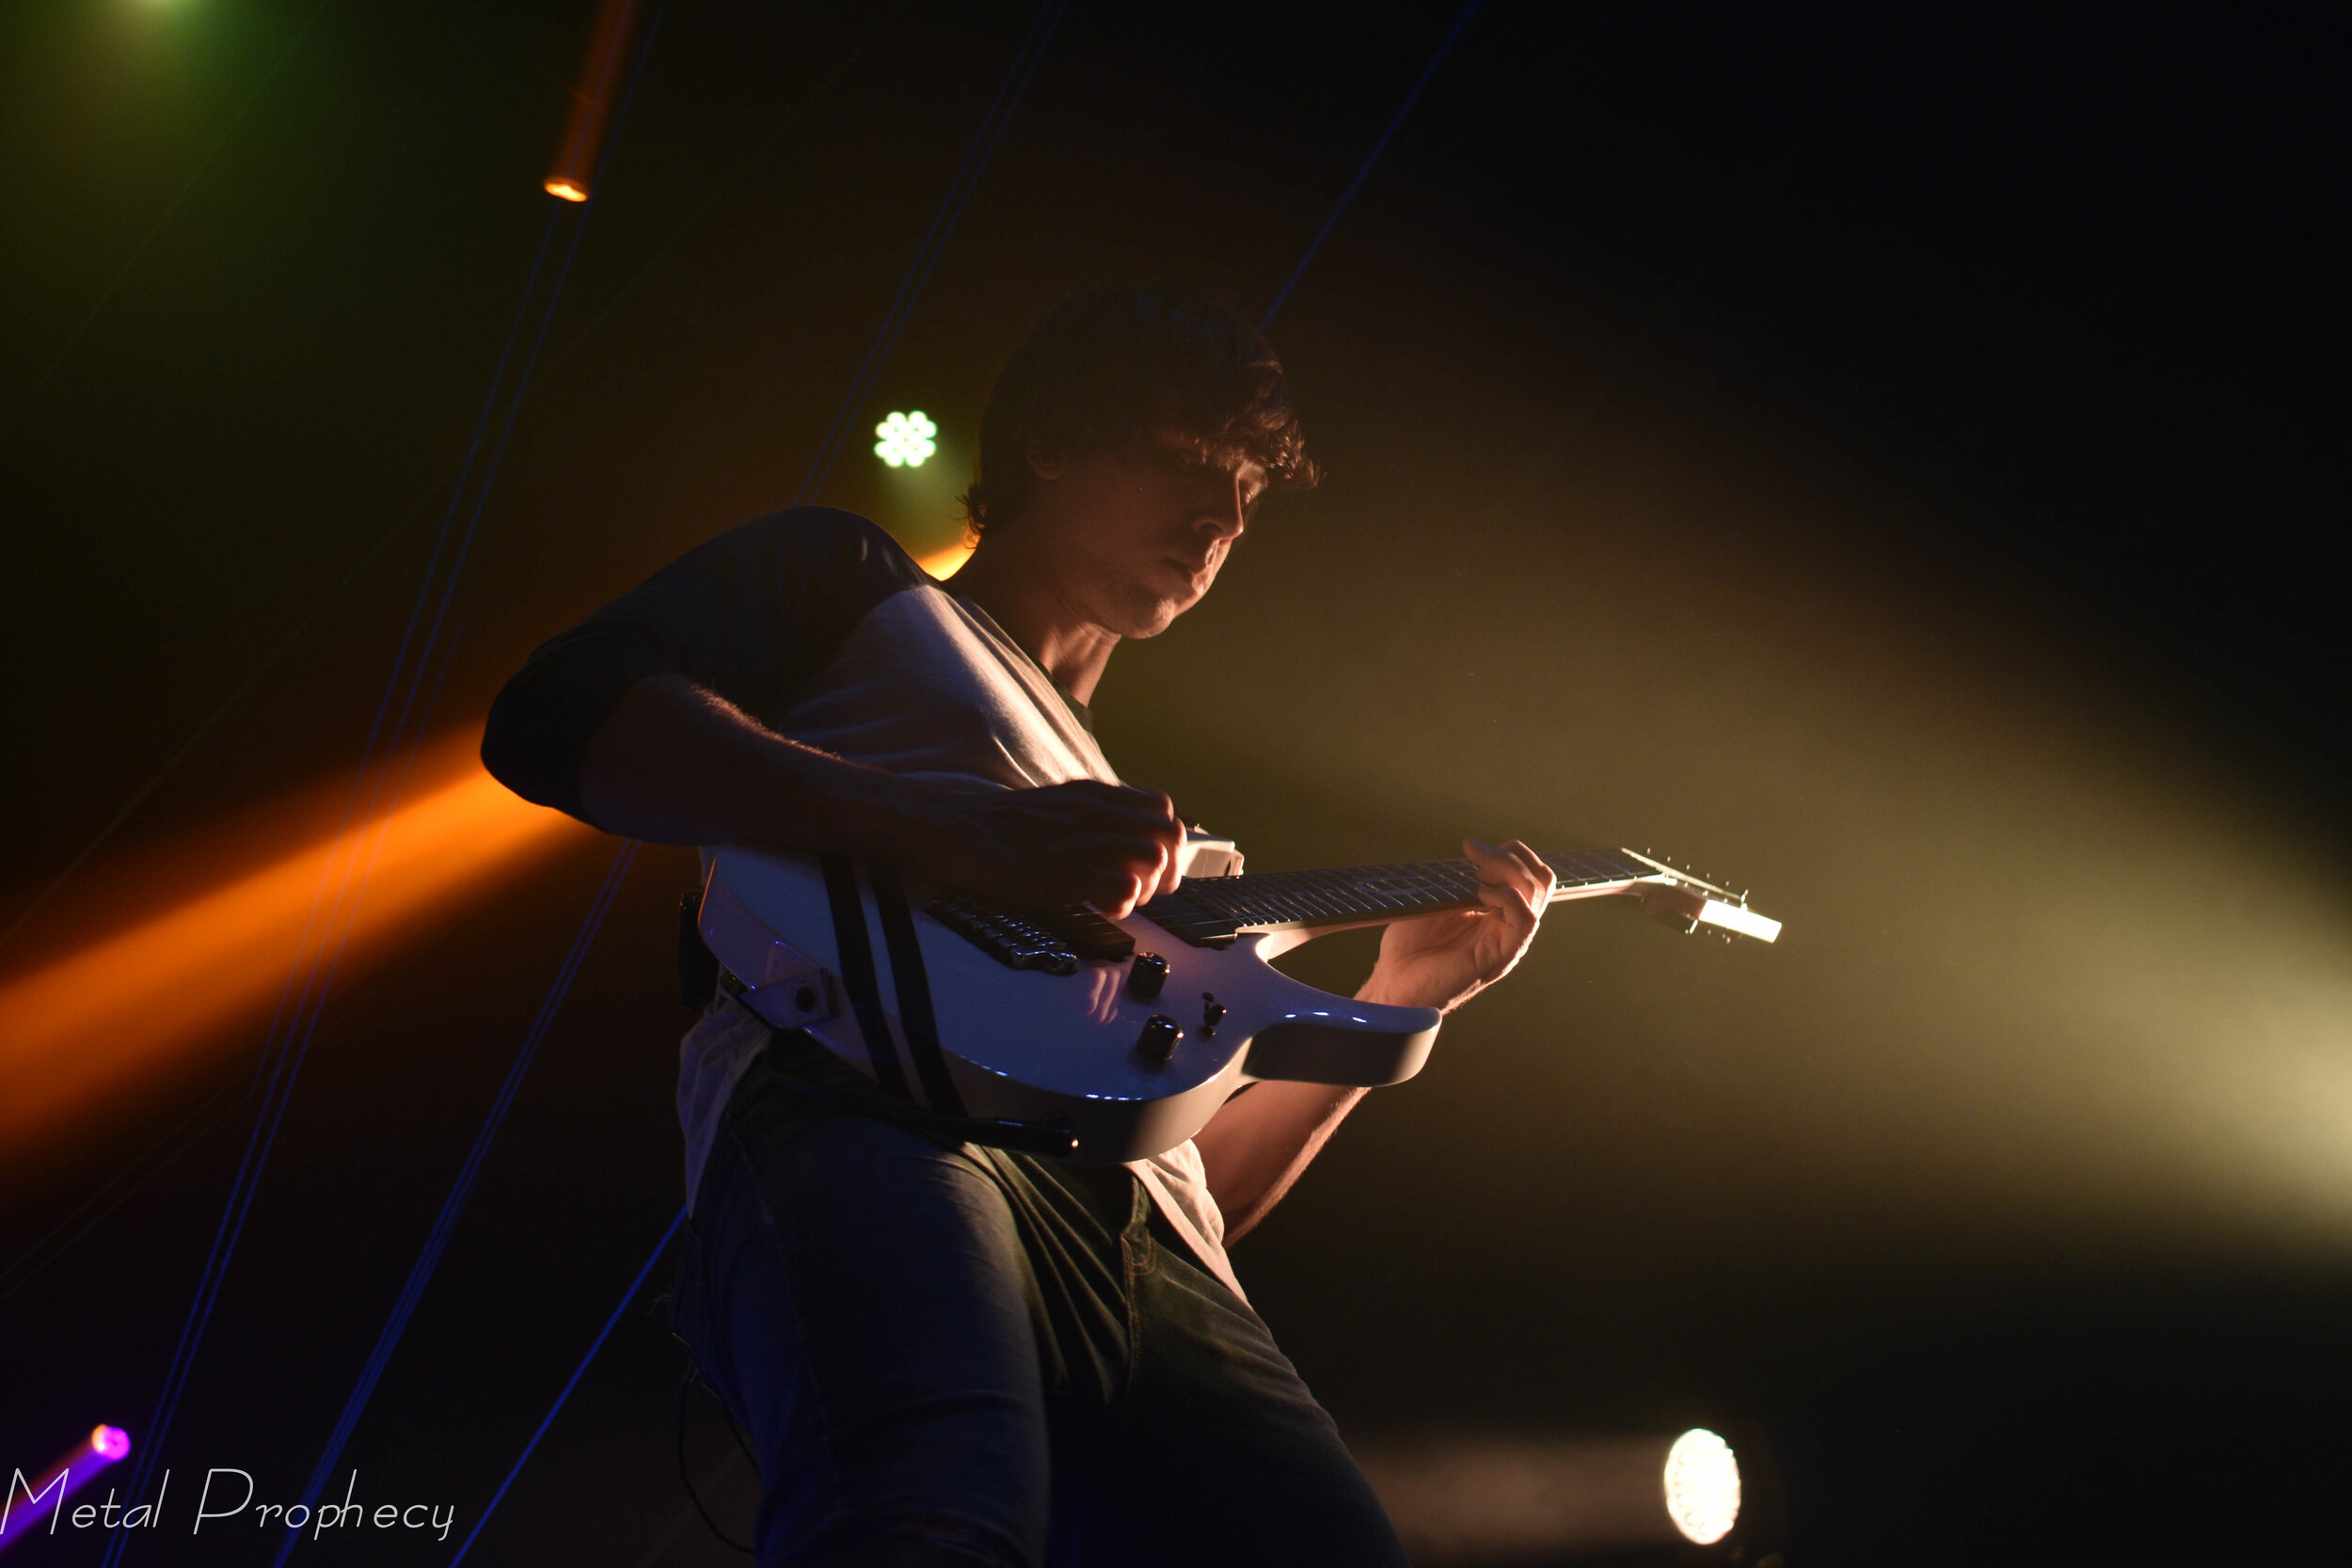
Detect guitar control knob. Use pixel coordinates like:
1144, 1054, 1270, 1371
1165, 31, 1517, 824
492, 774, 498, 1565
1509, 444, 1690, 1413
1135, 1014, 1182, 1067
1200, 993, 1226, 1037
1126, 952, 1169, 1002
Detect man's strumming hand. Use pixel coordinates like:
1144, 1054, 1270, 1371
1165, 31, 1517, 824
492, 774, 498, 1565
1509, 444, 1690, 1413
571, 674, 1183, 914
1355, 837, 1551, 1014
902, 778, 1185, 919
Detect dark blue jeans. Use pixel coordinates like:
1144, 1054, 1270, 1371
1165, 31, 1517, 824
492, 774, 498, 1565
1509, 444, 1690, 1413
670, 1033, 1408, 1567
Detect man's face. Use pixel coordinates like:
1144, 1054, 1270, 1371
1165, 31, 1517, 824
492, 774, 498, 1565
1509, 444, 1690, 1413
1021, 430, 1267, 639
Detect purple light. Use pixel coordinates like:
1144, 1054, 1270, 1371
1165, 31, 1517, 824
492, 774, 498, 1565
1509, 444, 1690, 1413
0, 1425, 134, 1555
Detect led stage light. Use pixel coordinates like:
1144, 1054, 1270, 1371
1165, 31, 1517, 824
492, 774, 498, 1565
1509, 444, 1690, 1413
1354, 1426, 1764, 1560
0, 1427, 135, 1554
1663, 1428, 1741, 1544
542, 0, 645, 202
874, 410, 938, 468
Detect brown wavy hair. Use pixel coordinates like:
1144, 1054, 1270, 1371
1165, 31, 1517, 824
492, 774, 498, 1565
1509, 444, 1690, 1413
960, 289, 1319, 535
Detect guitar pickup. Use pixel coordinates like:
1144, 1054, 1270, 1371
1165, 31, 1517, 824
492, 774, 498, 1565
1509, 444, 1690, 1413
1041, 906, 1138, 962
928, 896, 1138, 972
930, 896, 1078, 973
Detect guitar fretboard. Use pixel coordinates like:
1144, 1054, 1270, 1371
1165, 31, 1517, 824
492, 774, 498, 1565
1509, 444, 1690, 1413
1138, 847, 1652, 948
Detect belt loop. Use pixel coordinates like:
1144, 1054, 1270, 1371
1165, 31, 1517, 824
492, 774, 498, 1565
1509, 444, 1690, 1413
1123, 1168, 1157, 1277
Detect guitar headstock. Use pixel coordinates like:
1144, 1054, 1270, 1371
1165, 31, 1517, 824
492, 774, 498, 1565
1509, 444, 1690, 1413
1616, 848, 1782, 943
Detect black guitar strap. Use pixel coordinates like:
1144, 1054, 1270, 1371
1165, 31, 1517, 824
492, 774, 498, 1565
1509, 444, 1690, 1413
866, 863, 967, 1118
818, 855, 912, 1101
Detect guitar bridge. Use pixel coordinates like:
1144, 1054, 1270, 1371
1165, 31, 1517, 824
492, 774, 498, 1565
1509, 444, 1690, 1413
928, 896, 1136, 974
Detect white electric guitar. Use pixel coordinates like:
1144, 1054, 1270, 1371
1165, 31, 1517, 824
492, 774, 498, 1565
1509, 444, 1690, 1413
697, 839, 1780, 1161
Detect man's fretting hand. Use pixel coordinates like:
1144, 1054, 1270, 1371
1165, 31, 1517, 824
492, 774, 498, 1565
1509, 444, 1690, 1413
1357, 837, 1552, 1014
908, 779, 1184, 918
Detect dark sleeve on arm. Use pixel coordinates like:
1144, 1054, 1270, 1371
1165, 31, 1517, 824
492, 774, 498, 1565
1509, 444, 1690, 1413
481, 507, 931, 821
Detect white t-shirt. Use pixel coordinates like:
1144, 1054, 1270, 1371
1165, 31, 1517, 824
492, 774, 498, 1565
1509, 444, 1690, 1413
483, 508, 1243, 1299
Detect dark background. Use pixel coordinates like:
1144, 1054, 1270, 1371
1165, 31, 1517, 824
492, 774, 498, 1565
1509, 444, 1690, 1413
4, 1, 2346, 1563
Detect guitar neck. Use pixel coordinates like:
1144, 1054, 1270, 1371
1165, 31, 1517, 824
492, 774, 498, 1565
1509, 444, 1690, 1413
1138, 846, 1769, 947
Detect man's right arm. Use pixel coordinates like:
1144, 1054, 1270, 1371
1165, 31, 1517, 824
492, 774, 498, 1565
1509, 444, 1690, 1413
480, 512, 1182, 914
574, 672, 1183, 916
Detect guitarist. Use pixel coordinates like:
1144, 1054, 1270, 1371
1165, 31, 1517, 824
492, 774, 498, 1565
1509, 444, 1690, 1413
482, 290, 1553, 1567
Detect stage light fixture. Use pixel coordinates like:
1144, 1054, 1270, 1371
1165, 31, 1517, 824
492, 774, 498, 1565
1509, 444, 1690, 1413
874, 410, 938, 468
1354, 1425, 1779, 1560
0, 1427, 134, 1553
541, 0, 644, 203
1662, 1428, 1740, 1545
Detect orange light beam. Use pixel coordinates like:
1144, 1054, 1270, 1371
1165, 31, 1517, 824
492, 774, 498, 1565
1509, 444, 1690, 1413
543, 0, 647, 202
915, 540, 973, 580
0, 766, 584, 1155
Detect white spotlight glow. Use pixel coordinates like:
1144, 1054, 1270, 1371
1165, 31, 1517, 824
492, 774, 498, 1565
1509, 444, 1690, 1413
1662, 1428, 1740, 1544
874, 410, 938, 468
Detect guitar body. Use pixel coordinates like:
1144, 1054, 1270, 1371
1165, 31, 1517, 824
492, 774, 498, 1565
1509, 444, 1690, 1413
697, 841, 1779, 1162
698, 847, 1442, 1161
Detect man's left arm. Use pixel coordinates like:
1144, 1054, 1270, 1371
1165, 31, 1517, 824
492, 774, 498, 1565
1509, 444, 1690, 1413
1192, 838, 1553, 1240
